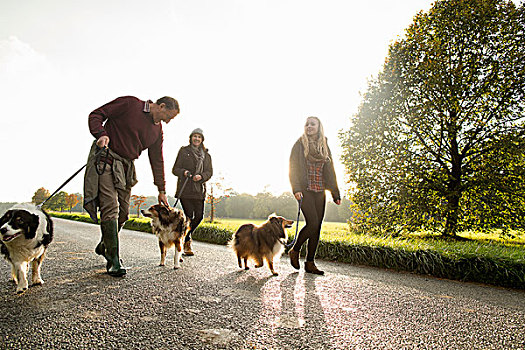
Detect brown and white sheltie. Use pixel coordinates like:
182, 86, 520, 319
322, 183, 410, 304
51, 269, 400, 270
231, 214, 293, 276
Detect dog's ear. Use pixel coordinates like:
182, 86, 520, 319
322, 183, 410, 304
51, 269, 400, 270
40, 208, 54, 237
26, 213, 40, 239
269, 217, 285, 238
175, 217, 184, 233
158, 206, 171, 226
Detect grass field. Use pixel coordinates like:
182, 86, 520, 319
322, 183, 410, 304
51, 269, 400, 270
199, 217, 349, 238
51, 212, 525, 288
202, 217, 525, 245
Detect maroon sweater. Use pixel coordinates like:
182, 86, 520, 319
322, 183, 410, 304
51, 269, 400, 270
88, 96, 165, 192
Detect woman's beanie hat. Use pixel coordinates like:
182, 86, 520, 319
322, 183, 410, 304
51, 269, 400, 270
190, 128, 204, 140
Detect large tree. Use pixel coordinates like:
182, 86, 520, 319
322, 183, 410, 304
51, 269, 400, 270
341, 0, 525, 236
45, 191, 68, 212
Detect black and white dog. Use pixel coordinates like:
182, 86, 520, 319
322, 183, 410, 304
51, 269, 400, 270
0, 203, 54, 294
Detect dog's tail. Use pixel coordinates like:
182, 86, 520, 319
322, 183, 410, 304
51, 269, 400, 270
231, 224, 254, 250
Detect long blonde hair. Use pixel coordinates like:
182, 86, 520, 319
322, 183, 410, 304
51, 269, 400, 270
300, 116, 330, 161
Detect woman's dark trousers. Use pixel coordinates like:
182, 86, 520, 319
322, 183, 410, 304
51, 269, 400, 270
292, 191, 326, 261
181, 198, 205, 242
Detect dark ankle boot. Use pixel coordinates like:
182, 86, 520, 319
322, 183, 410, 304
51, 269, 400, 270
183, 240, 194, 256
289, 249, 300, 270
305, 261, 324, 275
101, 220, 126, 277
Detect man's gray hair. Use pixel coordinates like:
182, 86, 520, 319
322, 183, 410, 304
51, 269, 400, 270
156, 96, 179, 111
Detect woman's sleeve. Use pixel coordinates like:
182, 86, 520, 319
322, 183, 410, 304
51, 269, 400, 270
326, 143, 341, 201
289, 142, 302, 194
172, 147, 186, 178
201, 153, 213, 182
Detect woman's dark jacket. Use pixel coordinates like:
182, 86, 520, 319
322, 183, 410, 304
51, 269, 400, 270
289, 138, 340, 201
172, 145, 213, 200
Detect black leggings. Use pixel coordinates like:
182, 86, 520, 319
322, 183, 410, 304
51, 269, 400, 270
180, 198, 205, 242
292, 191, 326, 261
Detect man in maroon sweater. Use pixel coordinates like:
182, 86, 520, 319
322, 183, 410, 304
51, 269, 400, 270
84, 96, 179, 277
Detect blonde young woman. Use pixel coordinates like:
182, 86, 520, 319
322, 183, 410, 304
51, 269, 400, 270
288, 117, 341, 275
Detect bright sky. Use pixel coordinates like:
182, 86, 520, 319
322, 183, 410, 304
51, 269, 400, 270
0, 0, 444, 203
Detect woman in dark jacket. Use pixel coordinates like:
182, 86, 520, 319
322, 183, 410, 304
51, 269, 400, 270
289, 116, 340, 275
172, 128, 213, 256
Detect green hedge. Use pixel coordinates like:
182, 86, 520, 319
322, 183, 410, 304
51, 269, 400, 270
49, 212, 525, 289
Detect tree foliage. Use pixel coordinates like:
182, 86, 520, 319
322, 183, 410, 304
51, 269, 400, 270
45, 191, 68, 212
32, 187, 50, 205
205, 176, 233, 222
65, 193, 80, 212
340, 0, 525, 236
131, 195, 147, 217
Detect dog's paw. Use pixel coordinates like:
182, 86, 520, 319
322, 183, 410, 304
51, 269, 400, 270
272, 272, 279, 276
16, 287, 28, 294
173, 265, 180, 270
255, 264, 263, 268
159, 263, 165, 267
244, 266, 249, 270
32, 280, 44, 286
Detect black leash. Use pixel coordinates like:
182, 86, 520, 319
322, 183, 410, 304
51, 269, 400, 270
172, 173, 192, 207
286, 197, 303, 249
38, 146, 107, 208
95, 147, 110, 176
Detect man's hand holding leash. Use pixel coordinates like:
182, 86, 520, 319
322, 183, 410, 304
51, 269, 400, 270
96, 135, 110, 148
97, 135, 169, 207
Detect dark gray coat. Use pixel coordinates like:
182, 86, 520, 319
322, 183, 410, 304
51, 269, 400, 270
172, 145, 213, 200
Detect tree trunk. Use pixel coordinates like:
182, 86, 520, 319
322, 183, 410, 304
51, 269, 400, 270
444, 114, 462, 236
210, 197, 215, 222
444, 190, 460, 236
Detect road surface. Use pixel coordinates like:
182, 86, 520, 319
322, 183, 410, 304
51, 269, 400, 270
1, 218, 524, 349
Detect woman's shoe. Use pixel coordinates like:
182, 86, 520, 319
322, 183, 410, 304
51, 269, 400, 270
183, 240, 194, 256
304, 261, 324, 275
289, 249, 300, 270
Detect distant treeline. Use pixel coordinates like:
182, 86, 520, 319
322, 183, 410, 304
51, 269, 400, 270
6, 190, 353, 223
204, 192, 353, 223
132, 192, 353, 223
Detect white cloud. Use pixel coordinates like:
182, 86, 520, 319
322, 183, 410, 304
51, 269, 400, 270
0, 36, 48, 76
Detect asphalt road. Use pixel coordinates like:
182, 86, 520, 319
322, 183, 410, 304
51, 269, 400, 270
1, 218, 524, 350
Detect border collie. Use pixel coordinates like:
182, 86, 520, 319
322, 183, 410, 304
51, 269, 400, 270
0, 203, 54, 294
